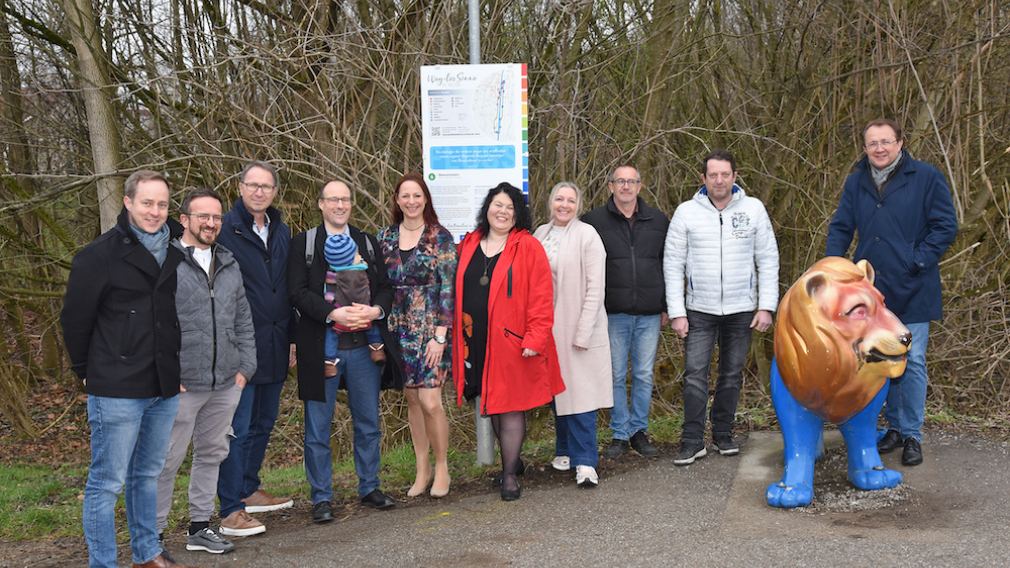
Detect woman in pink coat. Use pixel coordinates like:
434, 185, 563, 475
533, 182, 613, 487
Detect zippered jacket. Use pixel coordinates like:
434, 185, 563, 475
581, 196, 669, 315
174, 240, 257, 391
663, 185, 779, 318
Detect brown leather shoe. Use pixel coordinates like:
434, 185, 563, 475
242, 489, 293, 513
239, 485, 292, 511
218, 509, 266, 537
132, 553, 197, 568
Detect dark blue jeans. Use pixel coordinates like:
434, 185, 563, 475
217, 380, 284, 517
681, 310, 753, 443
304, 345, 382, 502
555, 409, 599, 468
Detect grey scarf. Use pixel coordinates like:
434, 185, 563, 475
870, 153, 902, 190
130, 223, 170, 266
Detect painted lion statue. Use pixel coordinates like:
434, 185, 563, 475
766, 257, 912, 508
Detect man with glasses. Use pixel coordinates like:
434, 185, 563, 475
289, 180, 397, 523
827, 119, 957, 467
155, 188, 256, 556
583, 165, 669, 460
664, 149, 779, 466
215, 161, 296, 537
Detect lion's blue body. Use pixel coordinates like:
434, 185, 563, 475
766, 359, 903, 508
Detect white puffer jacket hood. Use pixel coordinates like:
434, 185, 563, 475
663, 185, 779, 318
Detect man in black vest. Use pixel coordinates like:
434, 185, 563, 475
582, 165, 669, 460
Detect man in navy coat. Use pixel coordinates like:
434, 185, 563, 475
215, 161, 296, 537
826, 118, 958, 467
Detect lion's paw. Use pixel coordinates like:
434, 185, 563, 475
766, 480, 813, 508
849, 466, 902, 490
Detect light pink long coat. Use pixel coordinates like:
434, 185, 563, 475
533, 219, 613, 416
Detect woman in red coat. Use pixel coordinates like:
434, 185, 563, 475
452, 182, 565, 501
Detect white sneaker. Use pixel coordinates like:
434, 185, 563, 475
575, 465, 598, 488
551, 455, 571, 471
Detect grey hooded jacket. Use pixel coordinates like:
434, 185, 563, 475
174, 240, 257, 391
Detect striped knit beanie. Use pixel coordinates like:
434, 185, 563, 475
324, 233, 357, 268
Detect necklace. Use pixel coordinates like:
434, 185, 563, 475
401, 222, 424, 231
479, 237, 507, 286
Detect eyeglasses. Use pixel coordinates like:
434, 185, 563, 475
242, 182, 276, 193
189, 213, 223, 223
609, 178, 641, 186
321, 196, 351, 204
864, 139, 897, 150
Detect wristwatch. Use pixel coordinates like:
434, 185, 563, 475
433, 334, 447, 344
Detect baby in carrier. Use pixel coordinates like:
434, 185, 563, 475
323, 233, 385, 377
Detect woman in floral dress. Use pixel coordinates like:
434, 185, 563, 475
377, 173, 457, 498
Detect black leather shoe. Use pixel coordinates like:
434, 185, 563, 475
311, 501, 333, 523
901, 438, 923, 466
500, 480, 521, 502
492, 458, 526, 488
603, 439, 630, 460
630, 430, 658, 457
360, 489, 396, 510
877, 429, 902, 454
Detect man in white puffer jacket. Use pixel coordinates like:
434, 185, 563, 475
664, 149, 779, 465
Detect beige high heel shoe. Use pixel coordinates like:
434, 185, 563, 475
430, 469, 451, 498
407, 472, 431, 498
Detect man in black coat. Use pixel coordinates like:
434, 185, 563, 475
582, 164, 669, 461
61, 170, 189, 568
289, 180, 398, 523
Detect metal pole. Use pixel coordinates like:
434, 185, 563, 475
468, 0, 496, 467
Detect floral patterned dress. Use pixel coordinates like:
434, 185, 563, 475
377, 224, 457, 388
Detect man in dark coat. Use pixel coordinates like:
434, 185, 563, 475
61, 170, 189, 568
827, 118, 958, 467
582, 165, 669, 461
214, 161, 295, 537
289, 180, 397, 523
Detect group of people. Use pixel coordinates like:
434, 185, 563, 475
62, 118, 957, 568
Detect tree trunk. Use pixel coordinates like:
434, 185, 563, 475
61, 0, 123, 232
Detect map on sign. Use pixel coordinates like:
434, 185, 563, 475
421, 64, 528, 241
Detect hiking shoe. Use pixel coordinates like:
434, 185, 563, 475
713, 434, 740, 456
902, 437, 923, 466
673, 441, 707, 466
186, 527, 235, 554
630, 430, 658, 457
551, 455, 571, 471
218, 510, 265, 537
877, 429, 902, 454
242, 489, 293, 513
575, 465, 599, 488
603, 439, 630, 459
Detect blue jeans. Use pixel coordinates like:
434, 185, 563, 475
217, 380, 284, 517
84, 395, 179, 568
607, 313, 661, 441
555, 409, 598, 468
304, 345, 381, 502
883, 321, 930, 441
324, 326, 382, 361
681, 310, 753, 442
